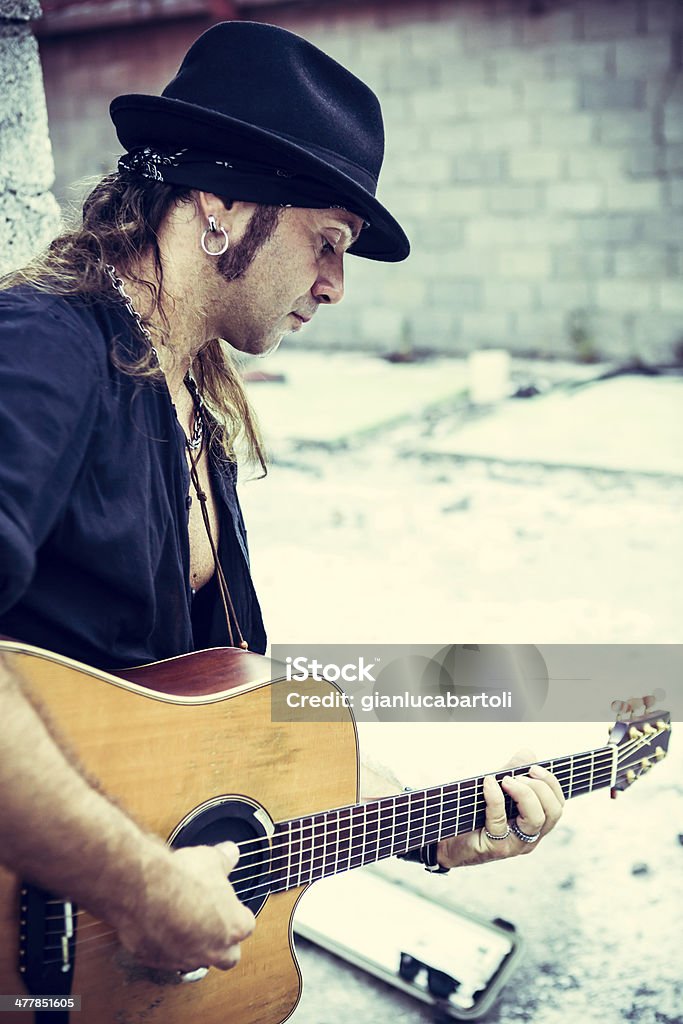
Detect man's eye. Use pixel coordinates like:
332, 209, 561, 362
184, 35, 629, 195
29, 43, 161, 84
320, 238, 335, 255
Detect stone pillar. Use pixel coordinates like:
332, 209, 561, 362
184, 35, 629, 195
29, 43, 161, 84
0, 0, 60, 275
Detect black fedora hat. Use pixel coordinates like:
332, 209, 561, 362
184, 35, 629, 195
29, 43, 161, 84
110, 21, 409, 263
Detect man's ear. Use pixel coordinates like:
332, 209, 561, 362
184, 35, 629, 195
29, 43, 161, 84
195, 193, 258, 237
196, 191, 233, 222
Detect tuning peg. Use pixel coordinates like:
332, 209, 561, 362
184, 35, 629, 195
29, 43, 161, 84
655, 720, 671, 732
640, 758, 652, 771
655, 746, 666, 760
629, 726, 644, 740
642, 723, 657, 735
626, 769, 636, 784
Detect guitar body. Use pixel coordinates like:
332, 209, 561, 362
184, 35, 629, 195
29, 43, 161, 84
0, 643, 359, 1024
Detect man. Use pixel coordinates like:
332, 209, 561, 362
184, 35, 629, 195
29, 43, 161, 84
0, 21, 565, 979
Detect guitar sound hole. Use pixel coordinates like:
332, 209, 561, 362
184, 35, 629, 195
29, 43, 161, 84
169, 797, 273, 915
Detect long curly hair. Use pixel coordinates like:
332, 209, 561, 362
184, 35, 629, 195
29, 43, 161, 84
2, 173, 277, 473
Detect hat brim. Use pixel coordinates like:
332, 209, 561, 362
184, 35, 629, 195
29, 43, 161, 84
110, 94, 410, 263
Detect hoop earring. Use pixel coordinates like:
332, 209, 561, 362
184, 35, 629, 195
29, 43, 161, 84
201, 215, 229, 257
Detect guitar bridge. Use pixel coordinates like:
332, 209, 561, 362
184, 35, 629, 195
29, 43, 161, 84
18, 884, 78, 998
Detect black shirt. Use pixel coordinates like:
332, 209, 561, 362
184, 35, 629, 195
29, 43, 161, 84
0, 286, 266, 669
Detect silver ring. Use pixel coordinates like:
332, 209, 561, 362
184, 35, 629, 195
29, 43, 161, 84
483, 825, 511, 841
178, 966, 209, 983
201, 217, 229, 257
510, 820, 541, 844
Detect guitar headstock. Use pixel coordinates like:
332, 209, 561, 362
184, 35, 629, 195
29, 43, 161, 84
608, 709, 672, 796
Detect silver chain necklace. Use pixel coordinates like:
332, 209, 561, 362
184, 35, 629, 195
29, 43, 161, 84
105, 264, 204, 452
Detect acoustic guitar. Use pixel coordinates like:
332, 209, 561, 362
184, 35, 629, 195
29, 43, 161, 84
0, 640, 672, 1024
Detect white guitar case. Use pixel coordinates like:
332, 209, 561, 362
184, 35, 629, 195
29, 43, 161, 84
294, 866, 523, 1020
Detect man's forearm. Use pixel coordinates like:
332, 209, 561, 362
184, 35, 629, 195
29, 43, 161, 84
0, 655, 167, 922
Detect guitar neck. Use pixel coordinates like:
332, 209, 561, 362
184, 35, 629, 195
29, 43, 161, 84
271, 745, 615, 892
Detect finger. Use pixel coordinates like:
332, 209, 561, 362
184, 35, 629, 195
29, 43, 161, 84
233, 905, 256, 941
481, 775, 510, 840
501, 775, 544, 834
500, 748, 537, 771
210, 905, 255, 970
213, 840, 240, 873
528, 763, 566, 804
514, 774, 563, 833
212, 944, 242, 972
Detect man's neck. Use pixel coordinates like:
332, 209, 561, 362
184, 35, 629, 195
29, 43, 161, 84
119, 260, 210, 400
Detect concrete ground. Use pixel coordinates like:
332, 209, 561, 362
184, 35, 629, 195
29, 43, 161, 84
237, 351, 683, 1024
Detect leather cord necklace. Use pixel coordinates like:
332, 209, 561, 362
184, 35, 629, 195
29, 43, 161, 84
105, 263, 248, 650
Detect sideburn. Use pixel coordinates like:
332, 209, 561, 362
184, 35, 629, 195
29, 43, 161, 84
216, 204, 283, 281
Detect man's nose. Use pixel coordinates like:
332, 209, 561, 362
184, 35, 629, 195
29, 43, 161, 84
312, 261, 344, 305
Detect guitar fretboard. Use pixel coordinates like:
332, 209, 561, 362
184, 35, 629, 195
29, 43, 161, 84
267, 745, 615, 893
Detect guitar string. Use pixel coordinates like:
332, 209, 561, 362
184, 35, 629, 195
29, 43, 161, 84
35, 759, 633, 968
43, 754, 613, 968
43, 936, 124, 967
39, 733, 659, 936
242, 754, 617, 850
143, 740, 661, 897
39, 732, 655, 913
44, 927, 118, 952
188, 736, 656, 859
41, 750, 616, 926
207, 772, 625, 905
173, 741, 648, 870
40, 749, 634, 953
38, 741, 659, 966
40, 737, 656, 935
41, 755, 618, 962
185, 757, 626, 893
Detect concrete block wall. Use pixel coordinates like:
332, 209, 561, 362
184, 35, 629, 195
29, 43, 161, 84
275, 0, 682, 362
37, 0, 683, 361
0, 0, 60, 275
